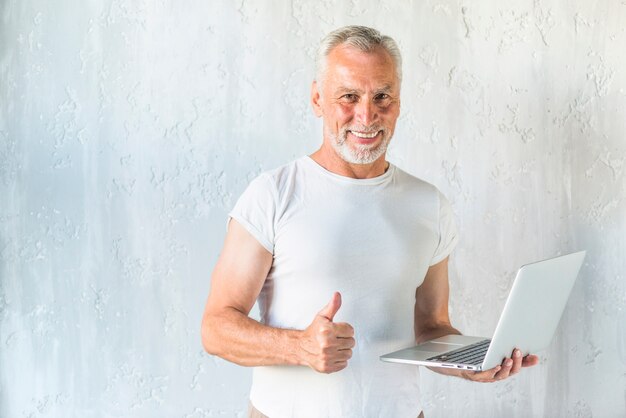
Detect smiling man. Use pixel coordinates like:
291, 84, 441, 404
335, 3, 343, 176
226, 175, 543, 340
313, 42, 400, 169
201, 26, 538, 418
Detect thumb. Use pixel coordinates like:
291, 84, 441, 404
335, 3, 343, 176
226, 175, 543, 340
318, 292, 342, 321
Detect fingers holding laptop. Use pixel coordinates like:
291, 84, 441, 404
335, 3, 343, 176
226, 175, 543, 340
509, 349, 539, 375
499, 348, 539, 381
462, 349, 539, 383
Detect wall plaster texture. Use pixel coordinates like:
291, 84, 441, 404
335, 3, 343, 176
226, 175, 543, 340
1, 1, 625, 417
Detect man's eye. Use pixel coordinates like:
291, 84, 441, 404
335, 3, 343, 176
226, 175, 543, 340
341, 94, 358, 102
375, 93, 390, 101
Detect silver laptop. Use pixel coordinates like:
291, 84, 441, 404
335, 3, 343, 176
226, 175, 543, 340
380, 251, 586, 371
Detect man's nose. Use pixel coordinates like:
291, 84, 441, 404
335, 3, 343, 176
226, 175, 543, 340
355, 99, 376, 126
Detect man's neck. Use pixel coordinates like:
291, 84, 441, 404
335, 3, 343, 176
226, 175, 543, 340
309, 146, 389, 179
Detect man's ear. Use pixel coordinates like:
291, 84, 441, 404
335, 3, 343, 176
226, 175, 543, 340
311, 81, 323, 118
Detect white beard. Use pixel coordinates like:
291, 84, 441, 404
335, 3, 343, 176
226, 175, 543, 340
327, 125, 392, 165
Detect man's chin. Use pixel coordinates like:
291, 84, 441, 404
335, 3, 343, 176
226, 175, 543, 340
336, 144, 387, 165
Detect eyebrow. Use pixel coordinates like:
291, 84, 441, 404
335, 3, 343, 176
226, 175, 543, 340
334, 87, 363, 96
375, 85, 393, 94
333, 85, 394, 96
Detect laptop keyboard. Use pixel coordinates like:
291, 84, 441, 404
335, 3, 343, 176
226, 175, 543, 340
426, 339, 491, 365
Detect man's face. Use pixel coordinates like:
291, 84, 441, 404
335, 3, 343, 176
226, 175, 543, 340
312, 44, 401, 165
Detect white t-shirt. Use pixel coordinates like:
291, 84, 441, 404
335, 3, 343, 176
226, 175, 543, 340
229, 156, 458, 418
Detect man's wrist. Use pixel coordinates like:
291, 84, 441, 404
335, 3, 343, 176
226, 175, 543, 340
285, 329, 308, 367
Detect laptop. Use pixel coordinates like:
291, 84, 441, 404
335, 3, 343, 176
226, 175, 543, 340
380, 251, 586, 371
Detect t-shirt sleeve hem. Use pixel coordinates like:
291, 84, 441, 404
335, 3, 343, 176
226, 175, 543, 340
429, 234, 459, 266
227, 213, 274, 255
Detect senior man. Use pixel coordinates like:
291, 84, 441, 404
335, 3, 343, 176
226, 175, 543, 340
201, 25, 538, 418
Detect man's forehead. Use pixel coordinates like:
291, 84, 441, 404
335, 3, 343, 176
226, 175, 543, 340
324, 48, 399, 91
327, 43, 392, 64
327, 44, 396, 73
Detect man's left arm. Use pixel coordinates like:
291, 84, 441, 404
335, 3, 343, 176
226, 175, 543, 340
414, 256, 539, 383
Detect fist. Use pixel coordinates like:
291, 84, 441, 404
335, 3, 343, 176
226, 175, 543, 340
300, 292, 355, 373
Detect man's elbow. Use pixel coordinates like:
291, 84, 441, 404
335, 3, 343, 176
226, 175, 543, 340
200, 315, 221, 356
414, 322, 460, 344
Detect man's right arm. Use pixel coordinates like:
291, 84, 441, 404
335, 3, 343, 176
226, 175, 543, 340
201, 219, 354, 373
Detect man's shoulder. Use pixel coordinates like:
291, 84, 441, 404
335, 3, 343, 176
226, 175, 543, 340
392, 164, 442, 196
254, 157, 306, 185
244, 157, 308, 200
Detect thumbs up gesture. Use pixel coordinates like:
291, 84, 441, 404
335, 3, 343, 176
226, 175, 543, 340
300, 292, 355, 373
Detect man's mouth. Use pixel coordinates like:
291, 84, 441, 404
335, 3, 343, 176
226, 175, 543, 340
349, 130, 380, 139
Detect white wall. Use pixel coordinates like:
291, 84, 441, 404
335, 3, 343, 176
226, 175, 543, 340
1, 1, 624, 417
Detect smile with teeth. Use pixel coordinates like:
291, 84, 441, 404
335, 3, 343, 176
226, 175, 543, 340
349, 130, 380, 139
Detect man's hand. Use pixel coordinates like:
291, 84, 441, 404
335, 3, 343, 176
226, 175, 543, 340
299, 292, 355, 373
460, 349, 539, 383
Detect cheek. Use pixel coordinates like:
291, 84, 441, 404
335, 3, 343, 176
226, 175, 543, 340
380, 106, 400, 126
335, 105, 355, 125
325, 108, 351, 133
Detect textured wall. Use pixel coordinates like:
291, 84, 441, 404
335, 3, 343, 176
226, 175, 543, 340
1, 1, 624, 417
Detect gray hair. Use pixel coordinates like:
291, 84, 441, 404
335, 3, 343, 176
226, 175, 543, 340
315, 25, 402, 89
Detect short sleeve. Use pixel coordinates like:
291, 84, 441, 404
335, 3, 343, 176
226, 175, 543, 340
430, 191, 459, 265
228, 174, 277, 254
